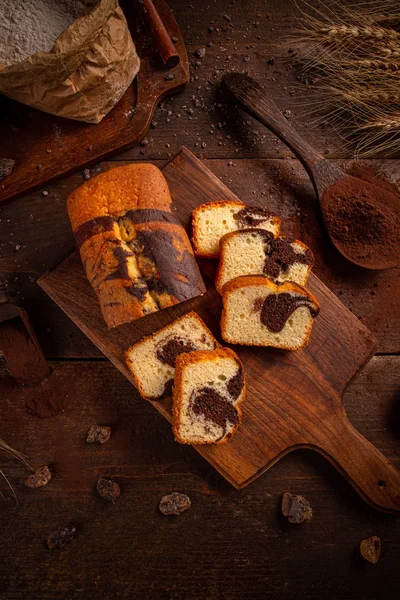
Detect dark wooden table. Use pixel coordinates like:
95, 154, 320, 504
0, 1, 399, 598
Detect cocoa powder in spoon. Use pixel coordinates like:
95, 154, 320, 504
323, 165, 400, 269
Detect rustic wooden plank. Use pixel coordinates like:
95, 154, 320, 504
0, 356, 399, 599
0, 158, 398, 356
116, 0, 399, 161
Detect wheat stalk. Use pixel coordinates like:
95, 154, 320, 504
360, 116, 400, 130
341, 89, 400, 105
374, 16, 400, 29
0, 469, 18, 504
346, 59, 400, 72
0, 438, 31, 470
286, 0, 400, 156
319, 24, 400, 42
0, 438, 32, 503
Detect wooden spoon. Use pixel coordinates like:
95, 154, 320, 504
222, 73, 400, 270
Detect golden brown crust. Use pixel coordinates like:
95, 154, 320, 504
172, 347, 246, 445
67, 164, 206, 328
220, 276, 319, 350
191, 200, 246, 258
125, 311, 220, 401
67, 163, 173, 230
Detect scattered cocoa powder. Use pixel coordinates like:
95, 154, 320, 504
323, 166, 400, 268
0, 315, 48, 385
26, 390, 64, 418
47, 524, 76, 549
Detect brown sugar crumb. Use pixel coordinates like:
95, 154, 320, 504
47, 524, 76, 549
360, 536, 381, 564
159, 492, 191, 515
0, 158, 15, 180
25, 465, 52, 488
282, 492, 313, 524
87, 425, 111, 444
96, 478, 120, 503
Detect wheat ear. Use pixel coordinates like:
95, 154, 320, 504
347, 59, 400, 72
0, 438, 32, 502
360, 116, 400, 131
319, 24, 400, 42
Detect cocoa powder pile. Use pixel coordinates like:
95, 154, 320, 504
322, 165, 400, 268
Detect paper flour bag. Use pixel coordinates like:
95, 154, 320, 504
0, 0, 140, 124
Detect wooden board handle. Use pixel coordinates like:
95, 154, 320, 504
318, 413, 400, 513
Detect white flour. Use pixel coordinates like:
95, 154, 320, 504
0, 0, 87, 65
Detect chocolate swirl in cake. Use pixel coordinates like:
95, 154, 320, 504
190, 387, 239, 431
256, 293, 319, 333
236, 206, 274, 228
75, 209, 206, 310
156, 336, 196, 368
263, 238, 314, 280
227, 369, 244, 399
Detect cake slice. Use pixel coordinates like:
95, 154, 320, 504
125, 311, 219, 401
173, 348, 245, 445
221, 276, 319, 350
216, 230, 314, 292
192, 200, 281, 258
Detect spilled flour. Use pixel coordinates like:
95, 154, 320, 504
0, 0, 87, 65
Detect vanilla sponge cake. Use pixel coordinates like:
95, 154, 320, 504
216, 230, 314, 292
173, 348, 245, 444
221, 276, 319, 350
125, 312, 219, 401
192, 200, 281, 258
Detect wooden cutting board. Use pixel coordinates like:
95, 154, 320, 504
38, 147, 400, 513
0, 0, 189, 204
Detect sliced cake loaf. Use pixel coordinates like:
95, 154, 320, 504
221, 276, 319, 350
67, 164, 206, 329
192, 200, 281, 258
216, 230, 314, 292
125, 311, 219, 401
173, 348, 245, 445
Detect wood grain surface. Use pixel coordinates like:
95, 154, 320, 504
0, 0, 189, 204
0, 355, 398, 600
1, 1, 400, 598
39, 148, 400, 512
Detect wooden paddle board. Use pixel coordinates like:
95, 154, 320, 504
38, 147, 400, 513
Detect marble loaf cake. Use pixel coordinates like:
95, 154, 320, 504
216, 230, 314, 292
221, 276, 319, 350
125, 312, 219, 401
192, 200, 281, 258
173, 348, 245, 444
67, 164, 206, 328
